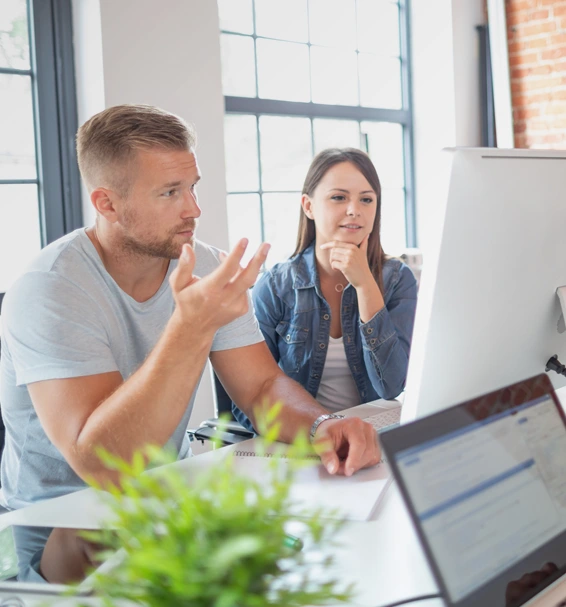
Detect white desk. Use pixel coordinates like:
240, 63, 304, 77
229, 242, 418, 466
0, 399, 443, 607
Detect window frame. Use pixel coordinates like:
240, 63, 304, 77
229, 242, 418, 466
221, 0, 416, 253
0, 0, 82, 310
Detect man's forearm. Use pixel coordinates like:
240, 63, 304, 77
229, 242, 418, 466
249, 374, 329, 443
74, 313, 214, 480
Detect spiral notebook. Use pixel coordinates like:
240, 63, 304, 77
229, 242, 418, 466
231, 440, 392, 521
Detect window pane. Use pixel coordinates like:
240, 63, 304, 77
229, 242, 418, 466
0, 184, 41, 292
224, 115, 259, 192
380, 188, 407, 254
259, 116, 312, 191
0, 0, 30, 70
226, 193, 263, 265
0, 74, 36, 179
255, 0, 308, 43
256, 39, 310, 102
357, 0, 400, 56
313, 119, 360, 152
362, 121, 404, 189
359, 54, 402, 109
220, 34, 256, 97
309, 0, 356, 49
311, 46, 358, 106
217, 0, 254, 35
262, 193, 302, 267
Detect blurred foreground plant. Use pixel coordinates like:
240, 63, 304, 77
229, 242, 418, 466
79, 403, 353, 607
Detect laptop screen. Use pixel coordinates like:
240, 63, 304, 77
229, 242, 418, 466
382, 374, 566, 607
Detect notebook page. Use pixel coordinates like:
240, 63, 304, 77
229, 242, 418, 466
231, 442, 391, 521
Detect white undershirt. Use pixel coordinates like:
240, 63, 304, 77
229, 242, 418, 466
316, 336, 361, 412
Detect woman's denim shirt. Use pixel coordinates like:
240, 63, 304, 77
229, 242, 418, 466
232, 242, 418, 430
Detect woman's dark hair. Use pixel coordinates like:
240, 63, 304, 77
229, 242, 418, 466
293, 147, 386, 291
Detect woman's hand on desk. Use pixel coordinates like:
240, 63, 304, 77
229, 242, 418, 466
313, 417, 381, 476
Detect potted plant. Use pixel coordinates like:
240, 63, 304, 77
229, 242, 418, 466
75, 411, 353, 607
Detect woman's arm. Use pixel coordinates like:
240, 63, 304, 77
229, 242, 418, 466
358, 264, 417, 399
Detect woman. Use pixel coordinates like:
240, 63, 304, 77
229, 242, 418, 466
233, 148, 417, 431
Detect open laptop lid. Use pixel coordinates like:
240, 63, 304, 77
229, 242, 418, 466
380, 373, 566, 607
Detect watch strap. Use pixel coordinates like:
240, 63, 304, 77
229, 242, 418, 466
309, 413, 346, 442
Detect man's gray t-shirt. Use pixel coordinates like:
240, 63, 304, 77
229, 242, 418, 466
0, 228, 263, 510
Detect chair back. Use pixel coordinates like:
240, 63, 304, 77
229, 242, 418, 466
213, 372, 236, 420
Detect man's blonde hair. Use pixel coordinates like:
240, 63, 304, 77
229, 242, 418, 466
76, 104, 197, 197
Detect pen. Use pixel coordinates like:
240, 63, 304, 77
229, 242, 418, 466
283, 534, 304, 552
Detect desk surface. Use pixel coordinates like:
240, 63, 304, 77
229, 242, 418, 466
0, 399, 444, 606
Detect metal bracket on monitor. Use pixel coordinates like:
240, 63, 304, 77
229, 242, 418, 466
556, 286, 566, 334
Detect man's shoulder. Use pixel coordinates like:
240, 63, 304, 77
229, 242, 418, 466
26, 229, 87, 275
3, 230, 99, 315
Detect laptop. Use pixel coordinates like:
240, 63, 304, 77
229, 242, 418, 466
380, 373, 566, 607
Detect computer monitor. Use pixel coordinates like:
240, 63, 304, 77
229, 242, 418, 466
402, 147, 566, 422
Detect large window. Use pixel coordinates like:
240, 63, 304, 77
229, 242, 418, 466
0, 0, 81, 309
218, 0, 414, 266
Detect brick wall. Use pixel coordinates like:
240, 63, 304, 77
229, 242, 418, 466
506, 0, 566, 148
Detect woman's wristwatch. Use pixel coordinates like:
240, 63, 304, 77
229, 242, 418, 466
309, 413, 346, 442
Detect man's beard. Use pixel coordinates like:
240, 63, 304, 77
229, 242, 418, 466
121, 220, 198, 260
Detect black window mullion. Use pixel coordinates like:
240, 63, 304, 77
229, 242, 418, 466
51, 0, 82, 233
225, 96, 410, 124
29, 0, 82, 246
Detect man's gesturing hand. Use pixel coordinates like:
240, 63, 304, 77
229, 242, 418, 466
313, 417, 382, 477
169, 238, 270, 332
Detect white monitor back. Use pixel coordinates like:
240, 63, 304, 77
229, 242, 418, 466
403, 147, 566, 421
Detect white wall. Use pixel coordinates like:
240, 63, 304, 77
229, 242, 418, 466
72, 0, 229, 425
70, 0, 486, 425
411, 0, 485, 255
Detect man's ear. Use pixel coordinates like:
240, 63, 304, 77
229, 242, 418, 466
90, 187, 120, 223
301, 194, 314, 220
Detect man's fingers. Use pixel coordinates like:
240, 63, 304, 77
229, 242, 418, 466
170, 244, 196, 293
319, 449, 340, 475
319, 418, 381, 477
211, 238, 249, 285
343, 422, 381, 476
235, 242, 270, 287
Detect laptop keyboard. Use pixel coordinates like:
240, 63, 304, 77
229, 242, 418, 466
363, 408, 401, 433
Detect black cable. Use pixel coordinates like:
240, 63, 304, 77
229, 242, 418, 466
546, 355, 566, 377
371, 595, 442, 607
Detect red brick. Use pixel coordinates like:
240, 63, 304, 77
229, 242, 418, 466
508, 40, 525, 54
522, 76, 562, 90
541, 47, 566, 60
553, 5, 566, 17
514, 121, 527, 134
506, 0, 538, 12
546, 32, 566, 46
516, 21, 556, 37
543, 101, 566, 115
509, 51, 540, 66
514, 106, 542, 120
524, 36, 549, 49
507, 9, 530, 27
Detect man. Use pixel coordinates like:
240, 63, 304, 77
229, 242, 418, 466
0, 104, 380, 513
